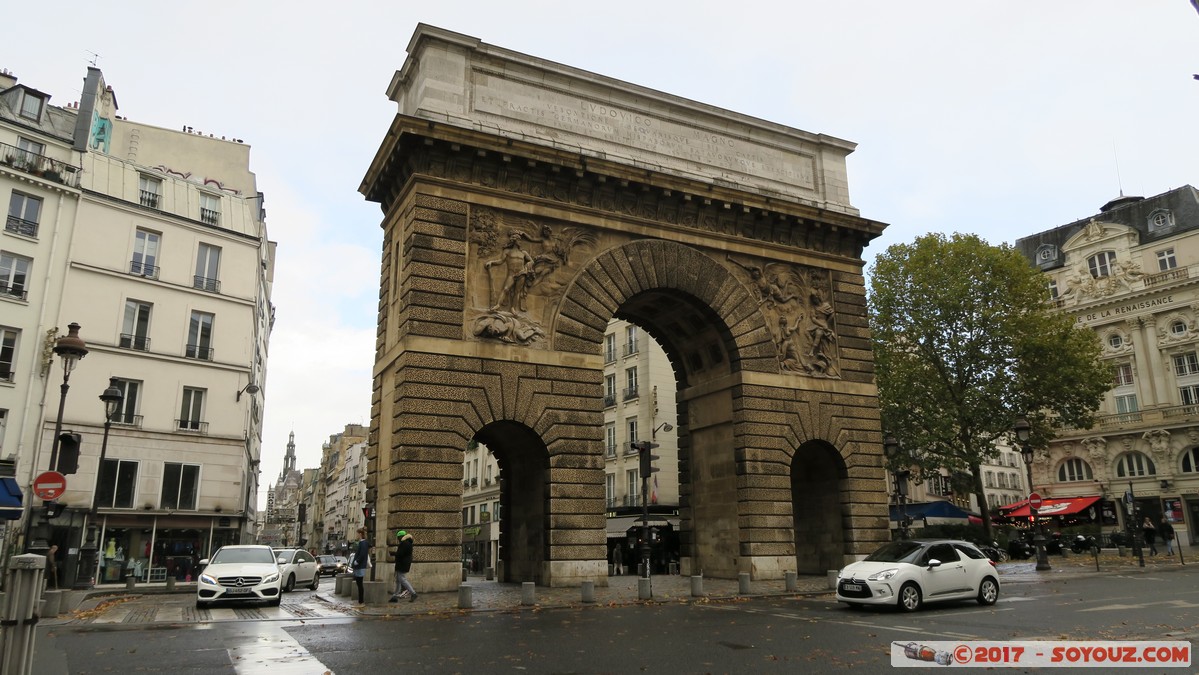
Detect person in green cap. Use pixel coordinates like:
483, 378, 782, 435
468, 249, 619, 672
389, 530, 417, 602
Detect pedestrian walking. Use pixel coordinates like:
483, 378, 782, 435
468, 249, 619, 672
1142, 517, 1158, 556
351, 527, 372, 604
611, 545, 623, 576
1160, 518, 1176, 556
46, 544, 59, 589
389, 530, 417, 603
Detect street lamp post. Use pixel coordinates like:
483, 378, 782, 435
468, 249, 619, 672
47, 323, 88, 476
77, 378, 124, 589
883, 435, 912, 540
1014, 417, 1052, 571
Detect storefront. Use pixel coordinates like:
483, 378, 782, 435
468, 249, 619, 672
91, 514, 242, 583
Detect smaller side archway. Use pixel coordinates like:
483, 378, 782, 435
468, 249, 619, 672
474, 421, 550, 584
791, 440, 848, 574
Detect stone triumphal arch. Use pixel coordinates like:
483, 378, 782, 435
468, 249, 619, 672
360, 25, 891, 591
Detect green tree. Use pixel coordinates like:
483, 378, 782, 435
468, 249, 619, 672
869, 233, 1110, 538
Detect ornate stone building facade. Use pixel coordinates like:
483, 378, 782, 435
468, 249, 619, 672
361, 25, 890, 590
1016, 186, 1199, 546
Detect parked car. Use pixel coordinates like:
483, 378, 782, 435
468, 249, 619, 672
274, 548, 320, 592
835, 539, 1000, 612
196, 545, 282, 608
317, 554, 349, 576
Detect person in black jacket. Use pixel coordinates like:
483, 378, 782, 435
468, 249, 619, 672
351, 527, 371, 604
389, 530, 417, 603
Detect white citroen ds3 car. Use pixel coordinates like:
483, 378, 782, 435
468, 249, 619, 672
196, 544, 282, 608
835, 539, 1000, 612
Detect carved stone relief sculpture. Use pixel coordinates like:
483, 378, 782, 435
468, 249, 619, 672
1082, 436, 1108, 468
1142, 429, 1172, 463
468, 207, 598, 346
726, 256, 839, 377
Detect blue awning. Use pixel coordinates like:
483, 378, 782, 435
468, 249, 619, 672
0, 477, 23, 520
889, 500, 972, 521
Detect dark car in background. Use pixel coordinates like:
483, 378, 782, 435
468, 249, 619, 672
317, 554, 348, 576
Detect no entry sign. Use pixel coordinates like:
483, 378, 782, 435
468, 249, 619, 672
1028, 492, 1043, 509
33, 471, 67, 501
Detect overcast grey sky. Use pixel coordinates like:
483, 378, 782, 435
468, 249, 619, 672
7, 1, 1197, 506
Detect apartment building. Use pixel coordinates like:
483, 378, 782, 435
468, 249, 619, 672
0, 66, 275, 586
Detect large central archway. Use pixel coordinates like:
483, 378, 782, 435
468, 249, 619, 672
360, 25, 891, 590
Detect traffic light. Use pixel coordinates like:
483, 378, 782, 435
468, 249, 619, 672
56, 433, 82, 475
638, 441, 660, 477
298, 503, 307, 524
42, 500, 65, 519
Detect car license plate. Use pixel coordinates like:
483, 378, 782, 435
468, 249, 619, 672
842, 583, 862, 592
225, 587, 253, 595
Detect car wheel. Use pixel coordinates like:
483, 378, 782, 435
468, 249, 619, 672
284, 574, 295, 593
898, 582, 922, 612
977, 577, 999, 606
309, 574, 320, 591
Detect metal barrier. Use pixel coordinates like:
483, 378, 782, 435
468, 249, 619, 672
1, 554, 47, 675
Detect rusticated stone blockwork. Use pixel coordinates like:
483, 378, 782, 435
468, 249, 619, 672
360, 25, 890, 590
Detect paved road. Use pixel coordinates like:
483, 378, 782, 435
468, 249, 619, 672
32, 562, 1198, 674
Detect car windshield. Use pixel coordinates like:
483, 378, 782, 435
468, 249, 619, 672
864, 540, 924, 563
210, 547, 276, 565
318, 556, 334, 563
275, 550, 296, 563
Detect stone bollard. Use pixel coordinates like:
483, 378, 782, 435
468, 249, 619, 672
458, 584, 473, 609
336, 574, 352, 596
125, 576, 137, 590
2, 554, 47, 675
738, 572, 750, 595
362, 581, 387, 604
485, 567, 494, 581
520, 581, 536, 606
1118, 546, 1127, 557
668, 562, 678, 575
41, 590, 62, 619
462, 567, 468, 582
784, 571, 798, 592
827, 570, 838, 590
638, 577, 652, 600
165, 576, 176, 591
581, 580, 595, 604
690, 575, 704, 597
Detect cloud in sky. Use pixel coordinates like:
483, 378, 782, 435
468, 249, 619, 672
6, 1, 1196, 505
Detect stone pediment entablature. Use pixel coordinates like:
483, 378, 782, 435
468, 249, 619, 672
1061, 219, 1138, 254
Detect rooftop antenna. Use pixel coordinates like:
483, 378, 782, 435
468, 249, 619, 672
1112, 142, 1125, 198
86, 51, 100, 67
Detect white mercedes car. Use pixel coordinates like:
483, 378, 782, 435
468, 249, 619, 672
835, 539, 1000, 612
196, 544, 282, 608
274, 548, 320, 592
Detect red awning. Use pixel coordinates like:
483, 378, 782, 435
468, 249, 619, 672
1000, 495, 1101, 519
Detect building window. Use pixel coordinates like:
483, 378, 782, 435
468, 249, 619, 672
161, 463, 200, 510
604, 334, 616, 363
626, 468, 639, 503
178, 387, 206, 431
624, 367, 638, 400
0, 328, 16, 382
97, 459, 138, 508
186, 311, 214, 360
605, 473, 616, 508
627, 418, 638, 448
1158, 248, 1178, 271
1057, 458, 1094, 482
1112, 363, 1134, 387
1172, 321, 1189, 336
131, 229, 161, 278
139, 175, 162, 209
6, 192, 42, 238
1181, 385, 1199, 406
1115, 394, 1139, 414
13, 138, 45, 172
605, 423, 616, 457
1047, 279, 1058, 300
0, 252, 31, 301
1114, 452, 1156, 478
1182, 447, 1199, 473
1149, 210, 1174, 231
1107, 334, 1123, 350
604, 374, 616, 407
624, 325, 638, 356
1087, 251, 1116, 278
194, 243, 221, 293
199, 193, 220, 226
120, 300, 152, 351
111, 379, 141, 426
985, 471, 994, 488
18, 92, 44, 120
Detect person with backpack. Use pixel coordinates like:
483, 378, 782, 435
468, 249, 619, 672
389, 530, 417, 603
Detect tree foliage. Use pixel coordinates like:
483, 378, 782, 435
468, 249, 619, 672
869, 233, 1110, 534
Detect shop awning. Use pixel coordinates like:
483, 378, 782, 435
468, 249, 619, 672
0, 477, 23, 520
1000, 495, 1101, 519
890, 501, 973, 522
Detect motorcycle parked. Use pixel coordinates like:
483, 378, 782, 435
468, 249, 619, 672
1069, 534, 1100, 555
1007, 536, 1034, 560
975, 540, 1008, 563
1045, 532, 1064, 555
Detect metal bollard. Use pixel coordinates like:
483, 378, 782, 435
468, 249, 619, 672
738, 572, 750, 595
125, 576, 137, 590
638, 578, 652, 600
485, 566, 494, 581
462, 567, 468, 582
520, 581, 536, 606
2, 554, 47, 675
827, 570, 838, 590
458, 584, 473, 609
581, 580, 595, 603
690, 574, 704, 597
785, 571, 798, 592
41, 590, 62, 619
166, 576, 176, 591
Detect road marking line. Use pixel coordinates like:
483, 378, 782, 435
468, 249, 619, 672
229, 625, 333, 675
209, 608, 237, 621
156, 607, 183, 622
94, 608, 131, 624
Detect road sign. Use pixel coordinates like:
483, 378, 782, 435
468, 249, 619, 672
1028, 492, 1043, 509
33, 471, 67, 501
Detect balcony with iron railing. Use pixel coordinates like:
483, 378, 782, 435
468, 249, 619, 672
1052, 403, 1199, 435
139, 189, 160, 209
200, 208, 220, 226
193, 275, 221, 293
185, 344, 214, 361
624, 343, 638, 357
0, 142, 80, 187
623, 386, 639, 401
603, 394, 616, 408
176, 419, 209, 434
606, 444, 617, 458
622, 494, 640, 507
0, 282, 28, 301
129, 260, 160, 279
111, 413, 144, 428
604, 349, 617, 363
119, 333, 151, 351
5, 215, 38, 238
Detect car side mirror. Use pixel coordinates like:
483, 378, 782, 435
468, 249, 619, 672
198, 559, 209, 566
926, 558, 942, 568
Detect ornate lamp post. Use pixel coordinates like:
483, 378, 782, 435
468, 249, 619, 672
1014, 416, 1052, 571
883, 435, 912, 539
77, 378, 124, 588
47, 323, 88, 474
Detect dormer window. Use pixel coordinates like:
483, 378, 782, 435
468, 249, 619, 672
1087, 251, 1116, 278
1148, 209, 1174, 232
18, 91, 44, 121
